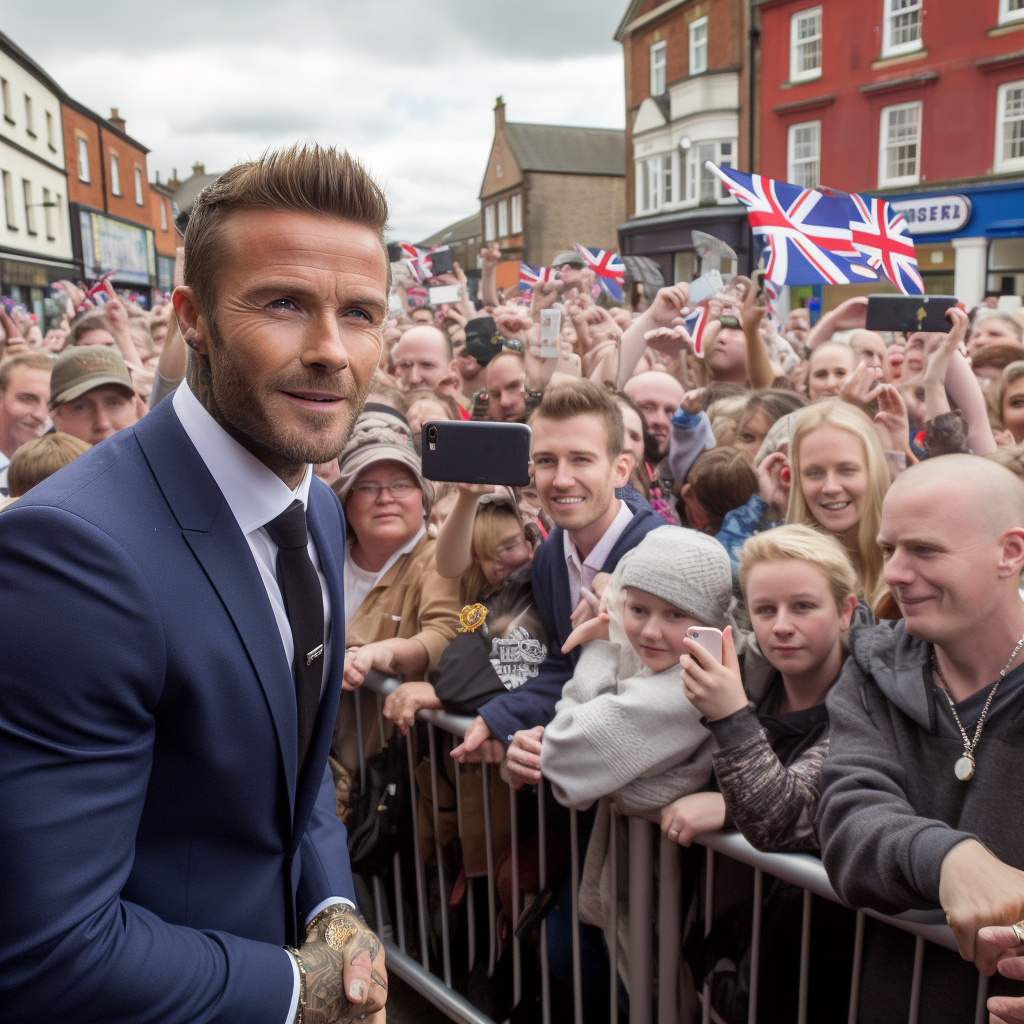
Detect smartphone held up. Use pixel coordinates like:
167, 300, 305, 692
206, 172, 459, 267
420, 421, 532, 487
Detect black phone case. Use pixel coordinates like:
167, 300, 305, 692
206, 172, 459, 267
420, 421, 531, 486
427, 248, 453, 276
865, 294, 957, 333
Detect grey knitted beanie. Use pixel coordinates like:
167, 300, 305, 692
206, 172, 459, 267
618, 525, 732, 627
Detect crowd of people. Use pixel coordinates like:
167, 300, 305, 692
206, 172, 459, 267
4, 144, 1024, 1024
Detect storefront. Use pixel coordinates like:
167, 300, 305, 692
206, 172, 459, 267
71, 204, 157, 308
820, 178, 1024, 313
617, 206, 753, 288
0, 253, 79, 331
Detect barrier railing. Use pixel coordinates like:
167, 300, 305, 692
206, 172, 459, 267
349, 674, 988, 1024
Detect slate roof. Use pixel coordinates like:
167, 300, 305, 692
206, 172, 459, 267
503, 122, 625, 177
172, 172, 225, 212
415, 211, 482, 249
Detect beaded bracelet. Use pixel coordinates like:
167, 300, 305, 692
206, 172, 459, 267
284, 946, 307, 1024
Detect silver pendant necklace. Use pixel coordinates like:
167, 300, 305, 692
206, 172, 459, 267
931, 632, 1024, 781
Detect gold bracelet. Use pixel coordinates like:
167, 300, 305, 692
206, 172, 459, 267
284, 946, 306, 1024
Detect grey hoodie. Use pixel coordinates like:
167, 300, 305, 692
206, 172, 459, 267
818, 620, 1024, 916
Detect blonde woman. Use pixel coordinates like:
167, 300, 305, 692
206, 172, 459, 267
782, 399, 891, 610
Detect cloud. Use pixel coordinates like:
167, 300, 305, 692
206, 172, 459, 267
4, 0, 627, 241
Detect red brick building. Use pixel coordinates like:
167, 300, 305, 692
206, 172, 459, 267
615, 0, 755, 282
61, 100, 162, 303
755, 0, 1024, 308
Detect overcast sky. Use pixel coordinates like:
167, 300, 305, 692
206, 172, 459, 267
5, 1, 627, 242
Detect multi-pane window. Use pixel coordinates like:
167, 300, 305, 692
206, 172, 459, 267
790, 7, 822, 82
879, 102, 921, 185
24, 95, 34, 136
662, 154, 673, 205
484, 204, 495, 242
23, 179, 36, 234
2, 170, 15, 228
77, 137, 90, 182
637, 156, 672, 213
110, 152, 121, 196
689, 17, 708, 75
997, 81, 1024, 170
42, 187, 54, 239
160, 197, 168, 231
497, 198, 508, 237
650, 41, 667, 96
788, 122, 821, 187
510, 193, 522, 233
882, 0, 922, 57
1000, 0, 1024, 24
134, 166, 144, 206
680, 140, 733, 202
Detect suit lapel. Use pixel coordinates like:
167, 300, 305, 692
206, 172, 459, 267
134, 400, 298, 809
291, 483, 346, 849
547, 527, 575, 649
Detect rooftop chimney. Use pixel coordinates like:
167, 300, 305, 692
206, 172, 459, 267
168, 167, 179, 189
108, 107, 126, 132
192, 161, 206, 175
494, 96, 505, 131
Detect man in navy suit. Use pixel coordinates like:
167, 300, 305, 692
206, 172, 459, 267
0, 145, 388, 1023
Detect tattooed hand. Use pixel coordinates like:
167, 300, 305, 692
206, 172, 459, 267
299, 907, 387, 1023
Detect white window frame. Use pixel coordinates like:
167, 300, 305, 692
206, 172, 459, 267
790, 7, 822, 83
0, 79, 10, 121
45, 110, 54, 149
23, 179, 36, 235
662, 153, 674, 205
995, 80, 1024, 172
787, 121, 821, 187
497, 198, 509, 237
689, 17, 708, 75
681, 140, 735, 204
2, 170, 15, 228
878, 100, 922, 187
881, 0, 923, 58
24, 94, 34, 136
484, 203, 496, 242
160, 197, 168, 232
650, 41, 667, 96
76, 137, 90, 183
110, 152, 121, 196
510, 193, 522, 234
1000, 0, 1024, 25
42, 187, 54, 240
134, 166, 144, 206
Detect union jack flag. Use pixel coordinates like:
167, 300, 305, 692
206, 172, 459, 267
573, 244, 625, 301
684, 304, 710, 358
849, 194, 924, 295
400, 243, 436, 282
519, 263, 556, 294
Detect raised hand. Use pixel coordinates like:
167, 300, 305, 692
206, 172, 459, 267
647, 283, 691, 327
872, 383, 912, 454
680, 625, 747, 721
840, 362, 886, 411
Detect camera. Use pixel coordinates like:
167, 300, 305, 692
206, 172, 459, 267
426, 424, 438, 450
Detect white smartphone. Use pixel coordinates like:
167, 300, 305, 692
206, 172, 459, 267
687, 270, 725, 306
429, 284, 461, 304
539, 308, 562, 358
687, 626, 723, 663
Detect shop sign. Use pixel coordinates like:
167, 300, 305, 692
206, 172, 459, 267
0, 259, 49, 287
80, 211, 156, 286
889, 195, 972, 235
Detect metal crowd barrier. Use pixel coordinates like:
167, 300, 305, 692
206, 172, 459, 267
351, 674, 988, 1024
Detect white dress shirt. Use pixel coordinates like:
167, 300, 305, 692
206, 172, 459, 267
563, 499, 634, 611
171, 382, 351, 1020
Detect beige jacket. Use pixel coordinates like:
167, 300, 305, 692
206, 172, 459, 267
331, 533, 462, 814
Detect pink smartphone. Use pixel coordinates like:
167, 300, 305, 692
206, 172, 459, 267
687, 627, 723, 663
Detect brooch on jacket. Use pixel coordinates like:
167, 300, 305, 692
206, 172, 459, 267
458, 603, 488, 633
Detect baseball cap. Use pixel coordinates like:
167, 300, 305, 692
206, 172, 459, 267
49, 346, 136, 409
551, 251, 586, 270
463, 317, 504, 367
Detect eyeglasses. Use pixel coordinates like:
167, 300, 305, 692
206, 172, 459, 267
351, 482, 419, 501
487, 534, 530, 563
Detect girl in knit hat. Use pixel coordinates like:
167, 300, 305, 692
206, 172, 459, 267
535, 525, 733, 988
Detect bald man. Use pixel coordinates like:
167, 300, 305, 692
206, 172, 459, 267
624, 371, 684, 464
485, 351, 527, 423
392, 324, 456, 392
818, 454, 1024, 1023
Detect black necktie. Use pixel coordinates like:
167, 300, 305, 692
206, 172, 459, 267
264, 499, 324, 772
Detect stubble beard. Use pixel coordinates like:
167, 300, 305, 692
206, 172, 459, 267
203, 314, 374, 470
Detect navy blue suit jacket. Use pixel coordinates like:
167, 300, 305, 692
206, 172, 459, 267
478, 488, 664, 742
0, 397, 355, 1024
